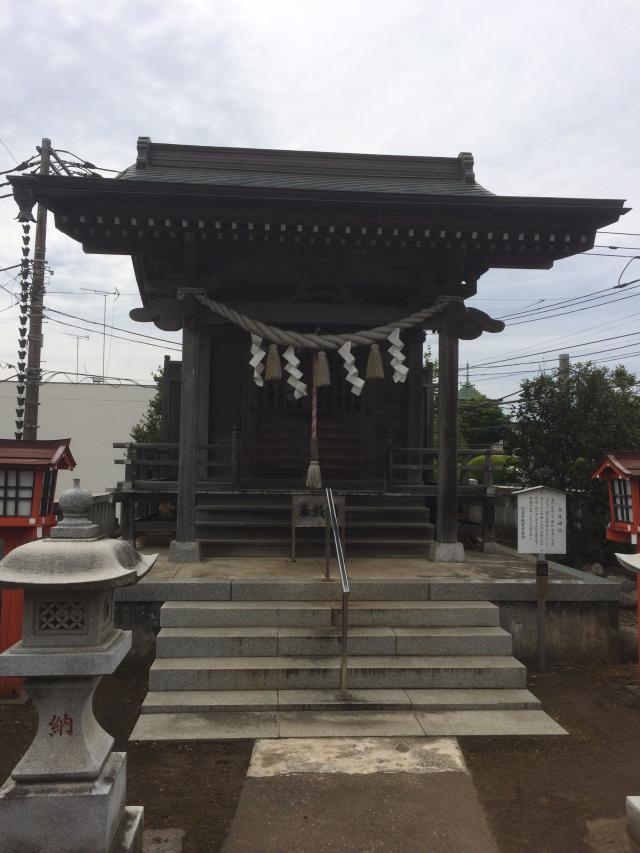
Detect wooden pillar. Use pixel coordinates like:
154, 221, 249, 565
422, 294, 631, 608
429, 314, 464, 562
169, 309, 201, 562
406, 329, 425, 484
361, 379, 378, 481
196, 333, 211, 480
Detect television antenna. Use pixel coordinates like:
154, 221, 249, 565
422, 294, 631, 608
80, 286, 119, 381
63, 333, 89, 383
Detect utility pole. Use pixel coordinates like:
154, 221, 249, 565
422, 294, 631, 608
559, 353, 570, 379
23, 138, 51, 440
64, 333, 89, 382
80, 286, 119, 381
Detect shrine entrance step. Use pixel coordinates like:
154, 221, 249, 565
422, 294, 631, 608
132, 579, 564, 740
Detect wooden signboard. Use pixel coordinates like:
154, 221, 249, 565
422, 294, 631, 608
515, 486, 566, 555
291, 494, 345, 561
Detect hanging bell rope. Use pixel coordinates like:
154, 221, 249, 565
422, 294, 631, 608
305, 353, 322, 489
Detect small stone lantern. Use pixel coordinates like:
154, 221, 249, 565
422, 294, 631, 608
0, 480, 156, 853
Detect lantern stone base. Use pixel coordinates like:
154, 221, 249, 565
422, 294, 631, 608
0, 752, 143, 853
627, 796, 640, 846
11, 676, 113, 782
428, 540, 465, 563
117, 806, 145, 852
168, 539, 201, 563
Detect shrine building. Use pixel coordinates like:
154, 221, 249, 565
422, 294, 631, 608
10, 138, 628, 562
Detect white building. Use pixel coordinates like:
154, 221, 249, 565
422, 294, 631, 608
0, 382, 156, 496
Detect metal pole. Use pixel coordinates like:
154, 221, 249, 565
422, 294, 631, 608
340, 590, 349, 695
324, 511, 331, 580
23, 138, 51, 439
536, 552, 548, 672
102, 293, 107, 381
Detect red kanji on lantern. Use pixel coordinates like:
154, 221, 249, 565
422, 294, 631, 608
48, 714, 73, 737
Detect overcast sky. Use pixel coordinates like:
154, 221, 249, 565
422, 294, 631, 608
1, 0, 639, 411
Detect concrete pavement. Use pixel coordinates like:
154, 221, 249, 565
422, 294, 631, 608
222, 737, 500, 853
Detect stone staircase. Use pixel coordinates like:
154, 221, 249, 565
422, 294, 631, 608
131, 580, 565, 739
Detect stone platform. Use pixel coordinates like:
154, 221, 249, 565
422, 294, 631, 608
116, 546, 620, 666
118, 544, 618, 602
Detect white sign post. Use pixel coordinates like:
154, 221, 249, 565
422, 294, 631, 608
515, 486, 567, 672
516, 486, 567, 556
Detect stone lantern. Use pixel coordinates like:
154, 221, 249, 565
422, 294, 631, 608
0, 481, 156, 853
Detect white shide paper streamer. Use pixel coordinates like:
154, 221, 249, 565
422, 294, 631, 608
387, 328, 409, 383
283, 346, 308, 398
250, 334, 266, 386
338, 341, 365, 396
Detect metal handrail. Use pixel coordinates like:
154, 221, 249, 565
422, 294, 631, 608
325, 487, 350, 697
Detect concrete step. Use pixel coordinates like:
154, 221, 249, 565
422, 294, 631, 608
149, 655, 526, 691
141, 687, 541, 714
198, 541, 434, 557
229, 579, 432, 602
156, 626, 512, 658
130, 708, 566, 741
159, 600, 500, 629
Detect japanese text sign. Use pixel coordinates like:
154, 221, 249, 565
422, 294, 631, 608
292, 495, 345, 528
515, 486, 566, 555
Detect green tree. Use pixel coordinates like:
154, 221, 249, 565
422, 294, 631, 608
513, 363, 640, 566
459, 393, 513, 449
131, 366, 163, 443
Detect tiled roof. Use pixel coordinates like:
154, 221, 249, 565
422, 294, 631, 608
116, 137, 493, 197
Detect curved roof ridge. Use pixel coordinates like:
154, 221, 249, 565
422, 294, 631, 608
115, 137, 494, 197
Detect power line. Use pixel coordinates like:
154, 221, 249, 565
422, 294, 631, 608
0, 138, 18, 164
506, 288, 640, 327
469, 339, 640, 373
498, 285, 640, 322
45, 307, 181, 345
595, 245, 640, 251
468, 308, 640, 370
467, 329, 640, 370
40, 370, 155, 386
44, 314, 182, 352
586, 252, 640, 258
471, 351, 640, 381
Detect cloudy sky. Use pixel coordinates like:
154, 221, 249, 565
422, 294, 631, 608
1, 0, 639, 409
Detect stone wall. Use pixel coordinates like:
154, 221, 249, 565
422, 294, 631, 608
496, 600, 620, 663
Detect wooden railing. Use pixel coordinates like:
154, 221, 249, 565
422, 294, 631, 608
385, 431, 499, 490
114, 427, 240, 487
